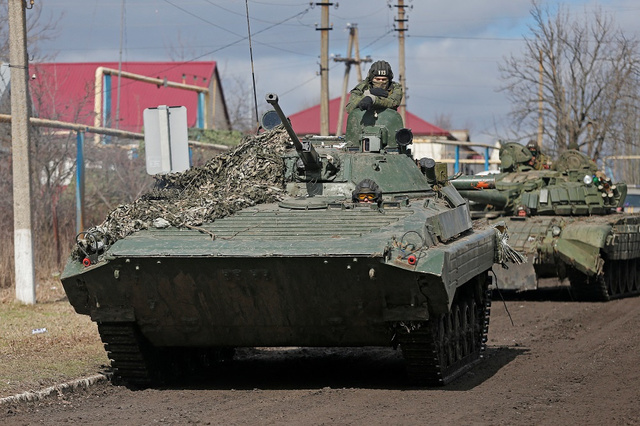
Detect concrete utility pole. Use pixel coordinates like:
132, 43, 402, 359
9, 0, 36, 304
334, 24, 371, 136
394, 0, 409, 123
316, 2, 333, 136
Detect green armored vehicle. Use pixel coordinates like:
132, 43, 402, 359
451, 142, 640, 301
62, 93, 512, 387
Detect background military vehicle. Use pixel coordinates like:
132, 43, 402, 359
61, 93, 513, 387
451, 142, 640, 301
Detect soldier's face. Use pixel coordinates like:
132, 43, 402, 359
357, 193, 376, 203
372, 76, 388, 89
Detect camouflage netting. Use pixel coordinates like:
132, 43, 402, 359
73, 127, 293, 259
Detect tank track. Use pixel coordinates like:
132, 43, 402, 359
97, 323, 160, 387
97, 323, 235, 388
569, 258, 640, 302
397, 274, 492, 386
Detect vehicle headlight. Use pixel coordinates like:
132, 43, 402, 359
551, 225, 562, 236
583, 175, 593, 185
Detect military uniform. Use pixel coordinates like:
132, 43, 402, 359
529, 153, 551, 170
346, 80, 403, 113
346, 60, 403, 113
525, 141, 551, 170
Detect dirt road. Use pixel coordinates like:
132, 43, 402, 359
4, 287, 640, 425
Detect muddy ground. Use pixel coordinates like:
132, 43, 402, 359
3, 285, 640, 425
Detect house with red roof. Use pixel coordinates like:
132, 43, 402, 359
29, 61, 231, 134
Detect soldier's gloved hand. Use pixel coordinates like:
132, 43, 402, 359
370, 87, 388, 97
357, 96, 374, 111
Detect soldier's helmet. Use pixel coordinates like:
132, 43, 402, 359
526, 140, 539, 156
352, 178, 383, 204
368, 60, 394, 82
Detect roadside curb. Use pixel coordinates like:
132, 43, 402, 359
0, 374, 108, 406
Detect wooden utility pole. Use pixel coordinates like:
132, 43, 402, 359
353, 30, 365, 82
8, 0, 36, 304
394, 0, 409, 123
316, 2, 332, 135
334, 24, 371, 136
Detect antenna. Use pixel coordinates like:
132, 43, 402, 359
245, 0, 260, 134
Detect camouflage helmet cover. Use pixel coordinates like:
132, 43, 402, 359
368, 60, 394, 81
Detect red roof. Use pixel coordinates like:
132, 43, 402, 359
30, 62, 217, 133
287, 96, 451, 137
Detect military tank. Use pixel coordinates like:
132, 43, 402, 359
61, 93, 513, 387
451, 142, 640, 301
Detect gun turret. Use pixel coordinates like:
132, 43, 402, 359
452, 162, 626, 217
265, 93, 321, 171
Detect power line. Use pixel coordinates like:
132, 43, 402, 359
202, 0, 308, 27
88, 4, 316, 98
161, 0, 315, 56
280, 61, 341, 96
161, 0, 246, 38
360, 28, 395, 51
410, 34, 524, 42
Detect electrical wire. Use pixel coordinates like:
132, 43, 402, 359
410, 34, 523, 42
90, 4, 315, 98
162, 0, 246, 38
360, 28, 394, 52
203, 0, 307, 26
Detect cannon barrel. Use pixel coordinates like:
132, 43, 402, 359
451, 175, 509, 209
265, 93, 321, 170
450, 175, 496, 190
456, 190, 511, 210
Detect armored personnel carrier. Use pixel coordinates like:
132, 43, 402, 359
451, 142, 640, 301
61, 94, 513, 387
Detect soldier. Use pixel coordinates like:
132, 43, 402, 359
352, 179, 382, 204
526, 140, 551, 170
346, 60, 403, 114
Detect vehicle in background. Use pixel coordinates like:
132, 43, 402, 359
451, 142, 640, 301
623, 185, 640, 213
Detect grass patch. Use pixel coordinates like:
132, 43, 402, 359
0, 296, 109, 398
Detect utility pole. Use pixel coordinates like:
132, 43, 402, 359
353, 29, 365, 82
333, 24, 371, 136
316, 2, 333, 136
9, 0, 36, 304
394, 0, 409, 123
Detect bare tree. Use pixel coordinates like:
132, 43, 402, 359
0, 1, 59, 62
499, 1, 640, 162
165, 30, 208, 63
433, 112, 453, 132
223, 72, 258, 133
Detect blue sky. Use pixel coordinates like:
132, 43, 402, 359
33, 0, 640, 143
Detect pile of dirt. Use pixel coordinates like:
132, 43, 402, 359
73, 127, 292, 259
